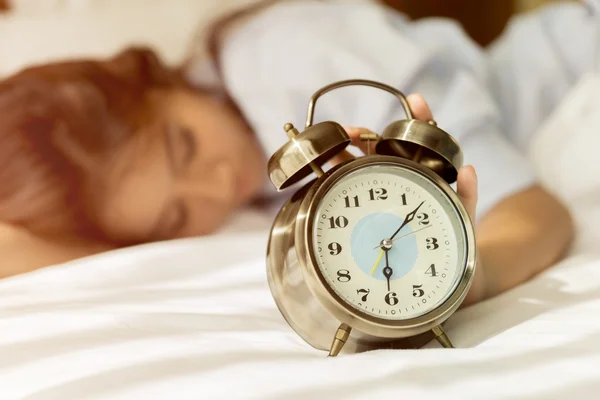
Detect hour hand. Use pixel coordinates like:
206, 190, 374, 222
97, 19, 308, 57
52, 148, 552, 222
383, 251, 393, 291
390, 201, 424, 241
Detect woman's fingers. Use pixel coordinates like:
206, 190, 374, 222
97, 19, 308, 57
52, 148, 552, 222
406, 93, 434, 121
458, 165, 482, 308
331, 93, 436, 165
456, 165, 478, 222
344, 126, 378, 155
409, 94, 479, 220
329, 126, 377, 165
342, 93, 436, 156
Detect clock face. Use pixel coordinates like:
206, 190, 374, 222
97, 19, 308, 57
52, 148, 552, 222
311, 163, 468, 321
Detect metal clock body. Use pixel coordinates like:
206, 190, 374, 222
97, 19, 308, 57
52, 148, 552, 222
265, 80, 477, 355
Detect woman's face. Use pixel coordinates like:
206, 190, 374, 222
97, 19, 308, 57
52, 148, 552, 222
97, 89, 266, 244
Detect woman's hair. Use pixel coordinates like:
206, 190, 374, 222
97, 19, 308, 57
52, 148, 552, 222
0, 48, 185, 241
0, 1, 278, 242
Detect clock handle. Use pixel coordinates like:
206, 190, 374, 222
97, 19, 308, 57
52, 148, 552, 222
304, 79, 414, 129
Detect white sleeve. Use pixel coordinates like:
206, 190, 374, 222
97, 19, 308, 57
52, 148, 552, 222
220, 1, 536, 218
487, 0, 600, 152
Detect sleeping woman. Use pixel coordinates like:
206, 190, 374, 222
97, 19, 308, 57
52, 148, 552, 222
0, 0, 577, 307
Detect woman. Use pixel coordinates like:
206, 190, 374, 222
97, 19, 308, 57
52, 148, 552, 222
0, 0, 573, 307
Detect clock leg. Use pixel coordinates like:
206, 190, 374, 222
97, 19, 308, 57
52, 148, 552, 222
432, 325, 454, 348
327, 323, 352, 357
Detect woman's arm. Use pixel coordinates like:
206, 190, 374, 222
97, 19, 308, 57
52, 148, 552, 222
0, 223, 114, 279
474, 185, 574, 301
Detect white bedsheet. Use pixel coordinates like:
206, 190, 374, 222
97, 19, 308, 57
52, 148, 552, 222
1, 208, 600, 400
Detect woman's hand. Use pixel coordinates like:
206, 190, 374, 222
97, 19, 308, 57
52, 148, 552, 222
336, 94, 486, 307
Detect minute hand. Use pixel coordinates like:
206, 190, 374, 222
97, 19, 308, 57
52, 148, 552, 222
389, 201, 425, 241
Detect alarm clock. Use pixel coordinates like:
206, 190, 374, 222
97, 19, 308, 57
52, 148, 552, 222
266, 79, 476, 356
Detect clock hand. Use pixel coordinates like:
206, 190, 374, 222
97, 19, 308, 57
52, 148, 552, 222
370, 248, 385, 275
389, 201, 425, 241
373, 225, 432, 250
382, 250, 393, 292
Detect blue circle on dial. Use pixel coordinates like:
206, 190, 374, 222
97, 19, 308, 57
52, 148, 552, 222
350, 212, 419, 280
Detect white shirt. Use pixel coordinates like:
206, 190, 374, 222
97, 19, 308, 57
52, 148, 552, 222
187, 0, 579, 219
486, 0, 600, 152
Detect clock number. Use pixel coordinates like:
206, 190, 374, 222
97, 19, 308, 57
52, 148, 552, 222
425, 264, 438, 277
357, 288, 370, 302
426, 237, 439, 250
401, 193, 408, 206
417, 213, 430, 225
385, 292, 399, 306
328, 242, 342, 256
344, 195, 360, 208
412, 284, 425, 297
368, 188, 388, 201
328, 216, 349, 229
337, 269, 351, 283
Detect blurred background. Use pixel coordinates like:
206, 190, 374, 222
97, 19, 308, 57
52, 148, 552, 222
382, 0, 571, 46
0, 0, 579, 81
0, 0, 570, 47
0, 0, 573, 78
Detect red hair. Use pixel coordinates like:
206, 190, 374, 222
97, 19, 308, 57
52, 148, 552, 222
0, 0, 10, 12
0, 48, 185, 242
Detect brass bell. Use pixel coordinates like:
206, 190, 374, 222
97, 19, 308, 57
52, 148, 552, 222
267, 121, 350, 191
377, 119, 463, 184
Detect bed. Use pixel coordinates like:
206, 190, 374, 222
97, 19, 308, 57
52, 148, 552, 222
2, 2, 600, 399
1, 203, 600, 399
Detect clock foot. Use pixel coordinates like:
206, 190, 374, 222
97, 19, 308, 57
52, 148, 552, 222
432, 325, 454, 348
327, 323, 352, 357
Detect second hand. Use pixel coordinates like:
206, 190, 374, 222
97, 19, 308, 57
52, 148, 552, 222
370, 249, 385, 275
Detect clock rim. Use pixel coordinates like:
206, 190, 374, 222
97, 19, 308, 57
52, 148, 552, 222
295, 155, 477, 339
